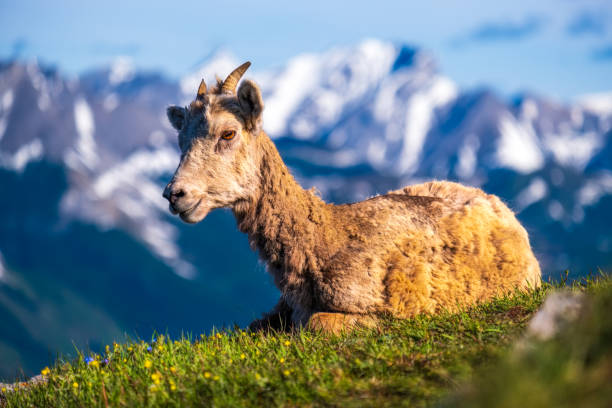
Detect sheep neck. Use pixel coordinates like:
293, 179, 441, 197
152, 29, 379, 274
233, 133, 337, 290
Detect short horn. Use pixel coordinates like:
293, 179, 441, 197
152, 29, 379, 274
220, 61, 251, 94
196, 79, 207, 100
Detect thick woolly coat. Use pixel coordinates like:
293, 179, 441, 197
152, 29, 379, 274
234, 133, 541, 328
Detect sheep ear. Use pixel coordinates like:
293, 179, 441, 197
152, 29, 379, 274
167, 106, 186, 130
237, 80, 263, 128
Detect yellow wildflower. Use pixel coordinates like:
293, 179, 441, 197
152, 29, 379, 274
216, 333, 222, 339
283, 370, 290, 377
72, 382, 79, 388
170, 380, 177, 391
89, 360, 100, 368
213, 375, 220, 381
144, 360, 152, 369
41, 367, 50, 376
284, 340, 290, 346
123, 358, 127, 363
204, 371, 211, 379
279, 358, 285, 364
128, 346, 133, 352
255, 373, 261, 380
105, 345, 110, 353
170, 366, 177, 374
1, 387, 6, 393
256, 350, 260, 356
240, 353, 246, 360
151, 372, 162, 385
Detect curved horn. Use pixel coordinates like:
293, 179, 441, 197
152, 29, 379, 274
220, 61, 251, 94
196, 79, 207, 100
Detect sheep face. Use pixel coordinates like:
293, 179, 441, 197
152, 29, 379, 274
163, 64, 263, 224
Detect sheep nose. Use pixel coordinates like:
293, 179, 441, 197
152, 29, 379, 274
163, 184, 185, 205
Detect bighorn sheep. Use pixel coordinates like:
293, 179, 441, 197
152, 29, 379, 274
163, 62, 541, 333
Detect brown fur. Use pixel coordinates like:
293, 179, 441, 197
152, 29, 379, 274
163, 64, 541, 334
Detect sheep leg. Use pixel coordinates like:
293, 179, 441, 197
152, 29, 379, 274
306, 312, 378, 334
248, 298, 294, 332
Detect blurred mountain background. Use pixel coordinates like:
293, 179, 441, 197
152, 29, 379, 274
1, 0, 611, 380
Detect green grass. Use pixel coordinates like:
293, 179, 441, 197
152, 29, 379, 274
443, 273, 612, 408
2, 275, 610, 407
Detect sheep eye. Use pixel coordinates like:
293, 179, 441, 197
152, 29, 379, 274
221, 130, 236, 140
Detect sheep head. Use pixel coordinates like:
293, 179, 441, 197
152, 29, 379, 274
163, 62, 264, 223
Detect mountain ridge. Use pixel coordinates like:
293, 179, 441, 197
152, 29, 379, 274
0, 39, 611, 379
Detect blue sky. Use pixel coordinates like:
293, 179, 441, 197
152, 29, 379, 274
1, 0, 611, 101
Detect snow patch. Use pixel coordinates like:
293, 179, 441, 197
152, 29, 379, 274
367, 140, 386, 166
149, 130, 167, 147
103, 93, 119, 112
548, 200, 564, 221
570, 107, 584, 128
577, 171, 612, 207
577, 91, 612, 116
258, 39, 397, 138
373, 73, 406, 124
139, 221, 195, 280
0, 118, 6, 141
395, 76, 457, 174
543, 131, 601, 170
73, 97, 99, 169
92, 147, 178, 202
263, 54, 322, 138
514, 177, 547, 212
180, 50, 239, 98
455, 134, 480, 179
0, 89, 13, 140
26, 61, 51, 111
2, 89, 14, 111
520, 99, 539, 121
496, 114, 544, 174
0, 251, 5, 282
109, 57, 135, 86
0, 138, 43, 172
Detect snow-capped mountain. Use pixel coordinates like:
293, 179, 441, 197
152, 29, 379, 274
0, 39, 611, 379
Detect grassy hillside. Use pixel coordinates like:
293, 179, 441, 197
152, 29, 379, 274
1, 274, 610, 407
